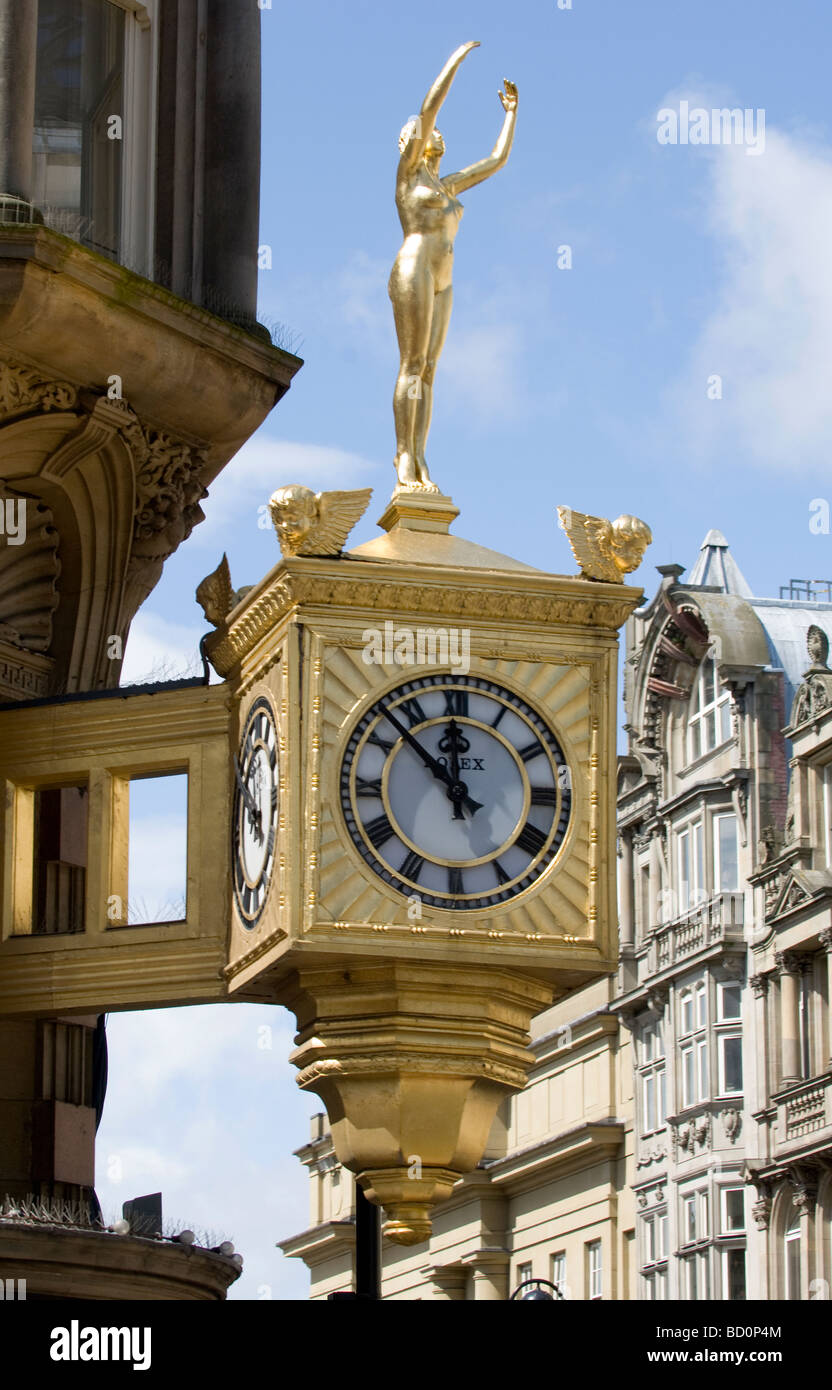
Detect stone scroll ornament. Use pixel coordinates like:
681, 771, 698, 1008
389, 43, 518, 493
557, 506, 652, 583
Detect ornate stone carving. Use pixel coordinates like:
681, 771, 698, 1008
205, 569, 634, 677
723, 1107, 741, 1143
111, 403, 210, 592
749, 973, 770, 998
0, 485, 60, 653
788, 1166, 817, 1213
752, 1195, 771, 1229
0, 359, 78, 424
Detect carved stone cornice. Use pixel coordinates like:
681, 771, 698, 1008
205, 560, 637, 678
0, 358, 78, 424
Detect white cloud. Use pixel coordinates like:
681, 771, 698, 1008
197, 436, 380, 544
663, 123, 832, 472
96, 1005, 315, 1299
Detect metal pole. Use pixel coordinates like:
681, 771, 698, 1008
354, 1184, 381, 1300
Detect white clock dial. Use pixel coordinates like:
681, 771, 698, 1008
340, 675, 572, 911
233, 697, 278, 927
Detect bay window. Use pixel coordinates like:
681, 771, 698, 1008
688, 657, 732, 761
32, 0, 155, 272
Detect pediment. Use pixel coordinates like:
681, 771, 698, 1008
770, 867, 832, 920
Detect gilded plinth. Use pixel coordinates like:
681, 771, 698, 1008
277, 961, 552, 1245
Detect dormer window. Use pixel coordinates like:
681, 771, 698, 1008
688, 657, 732, 762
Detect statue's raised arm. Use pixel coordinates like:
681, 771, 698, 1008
388, 46, 517, 494
397, 42, 480, 176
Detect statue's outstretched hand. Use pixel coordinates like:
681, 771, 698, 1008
499, 79, 518, 112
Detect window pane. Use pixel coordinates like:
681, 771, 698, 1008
690, 721, 701, 761
724, 1189, 745, 1232
681, 992, 693, 1035
696, 982, 707, 1028
698, 1039, 709, 1099
658, 1067, 666, 1127
682, 1047, 694, 1106
721, 1035, 743, 1094
786, 1234, 801, 1300
693, 823, 704, 896
719, 698, 732, 743
726, 1248, 746, 1301
33, 0, 125, 259
716, 815, 739, 891
683, 1195, 696, 1242
720, 983, 742, 1020
678, 833, 691, 905
703, 661, 715, 705
644, 1074, 656, 1131
706, 711, 716, 751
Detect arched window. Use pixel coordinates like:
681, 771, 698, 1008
688, 658, 732, 762
784, 1200, 802, 1300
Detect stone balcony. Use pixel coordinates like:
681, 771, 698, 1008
652, 892, 745, 974
772, 1072, 832, 1156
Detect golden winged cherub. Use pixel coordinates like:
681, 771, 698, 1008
557, 506, 652, 583
268, 485, 373, 557
196, 553, 251, 626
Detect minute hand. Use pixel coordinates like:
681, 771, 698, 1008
380, 705, 483, 817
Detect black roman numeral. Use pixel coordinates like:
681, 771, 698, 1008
367, 730, 394, 753
448, 867, 464, 896
443, 689, 469, 717
490, 705, 507, 729
400, 850, 425, 883
364, 814, 395, 849
516, 822, 547, 856
493, 859, 511, 886
356, 777, 383, 797
397, 697, 427, 728
530, 787, 557, 807
518, 741, 545, 762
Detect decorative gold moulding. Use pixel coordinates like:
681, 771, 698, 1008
276, 961, 552, 1245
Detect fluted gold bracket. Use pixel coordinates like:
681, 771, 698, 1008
276, 960, 552, 1245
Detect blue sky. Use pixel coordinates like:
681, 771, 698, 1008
99, 0, 832, 1298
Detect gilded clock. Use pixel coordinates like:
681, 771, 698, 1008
232, 696, 278, 926
339, 674, 572, 911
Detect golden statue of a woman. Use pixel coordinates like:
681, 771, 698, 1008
389, 43, 518, 492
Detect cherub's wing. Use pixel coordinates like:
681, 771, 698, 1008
557, 506, 621, 583
196, 553, 235, 625
300, 488, 374, 555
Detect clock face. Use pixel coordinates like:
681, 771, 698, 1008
233, 696, 278, 927
339, 674, 572, 911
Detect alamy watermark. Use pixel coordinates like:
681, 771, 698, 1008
362, 621, 470, 676
657, 101, 765, 156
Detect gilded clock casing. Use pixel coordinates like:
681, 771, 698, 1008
212, 544, 638, 995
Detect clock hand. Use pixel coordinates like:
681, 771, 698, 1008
379, 704, 483, 817
438, 719, 471, 821
234, 755, 263, 838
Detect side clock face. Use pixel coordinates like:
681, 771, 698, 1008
340, 675, 572, 912
233, 696, 278, 927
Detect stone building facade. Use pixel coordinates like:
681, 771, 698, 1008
0, 0, 300, 1296
283, 533, 832, 1302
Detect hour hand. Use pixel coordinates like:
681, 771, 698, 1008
234, 756, 261, 829
380, 705, 482, 817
